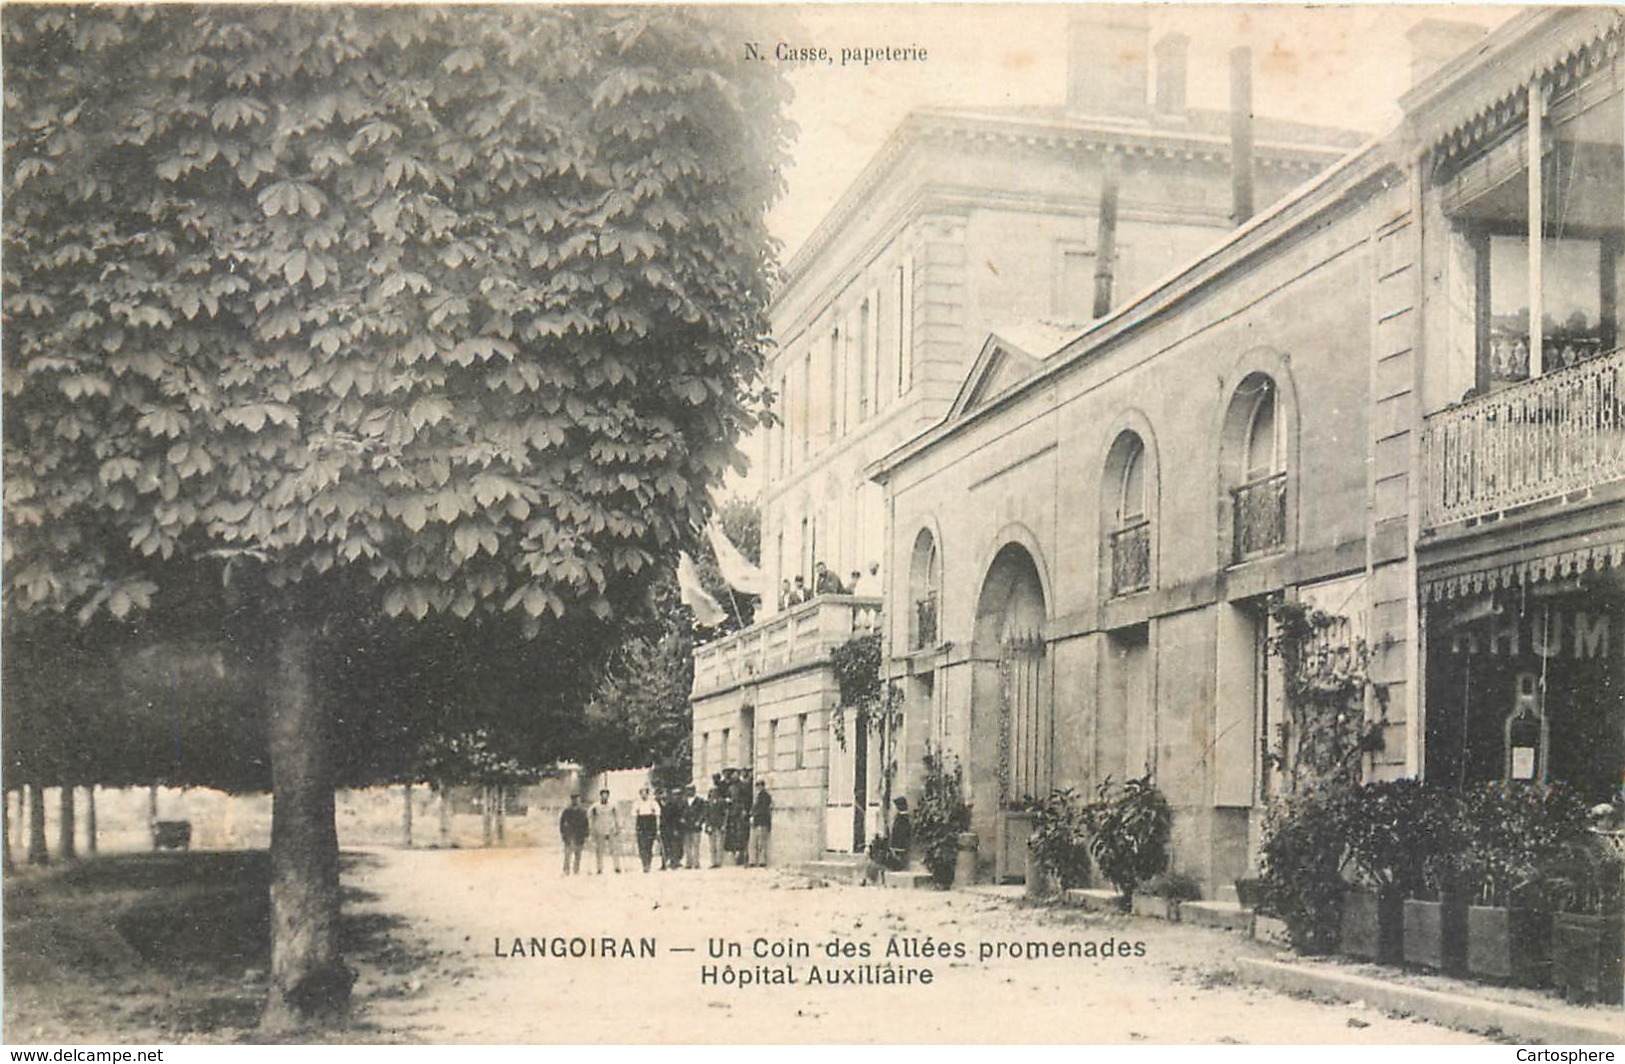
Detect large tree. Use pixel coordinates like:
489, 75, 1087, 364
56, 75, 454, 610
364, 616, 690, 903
3, 5, 788, 1030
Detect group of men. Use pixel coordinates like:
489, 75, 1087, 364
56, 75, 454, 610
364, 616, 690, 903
556, 769, 773, 875
779, 561, 880, 610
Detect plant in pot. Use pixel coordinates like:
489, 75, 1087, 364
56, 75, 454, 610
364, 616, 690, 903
916, 744, 972, 889
1400, 785, 1468, 973
1259, 786, 1350, 954
1547, 835, 1625, 1005
1028, 787, 1093, 900
1134, 871, 1203, 921
1340, 780, 1431, 965
1087, 775, 1172, 905
1459, 781, 1585, 987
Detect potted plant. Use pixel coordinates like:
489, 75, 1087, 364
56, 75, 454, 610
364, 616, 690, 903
1087, 774, 1173, 904
1029, 787, 1093, 899
1260, 786, 1350, 954
1460, 782, 1584, 987
1548, 836, 1625, 1005
1340, 781, 1430, 965
916, 745, 972, 889
1400, 786, 1468, 973
1133, 871, 1202, 921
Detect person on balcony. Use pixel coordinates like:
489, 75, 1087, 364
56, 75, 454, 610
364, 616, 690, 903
814, 562, 845, 596
787, 575, 808, 605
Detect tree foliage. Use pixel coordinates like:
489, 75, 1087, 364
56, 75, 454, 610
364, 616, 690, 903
4, 4, 790, 633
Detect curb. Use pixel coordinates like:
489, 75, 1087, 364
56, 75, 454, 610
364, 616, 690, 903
1236, 957, 1625, 1045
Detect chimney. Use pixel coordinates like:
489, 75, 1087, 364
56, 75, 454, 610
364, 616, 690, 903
1406, 19, 1488, 88
1092, 152, 1121, 319
1065, 9, 1150, 118
1229, 45, 1255, 227
1153, 33, 1189, 119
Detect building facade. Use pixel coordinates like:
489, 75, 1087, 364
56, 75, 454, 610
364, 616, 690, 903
691, 12, 1362, 868
871, 8, 1625, 889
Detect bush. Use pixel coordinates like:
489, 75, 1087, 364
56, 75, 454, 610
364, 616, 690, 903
1088, 775, 1172, 899
1260, 788, 1349, 954
916, 744, 971, 888
1340, 779, 1434, 898
1029, 788, 1094, 889
1141, 871, 1203, 902
1461, 781, 1589, 907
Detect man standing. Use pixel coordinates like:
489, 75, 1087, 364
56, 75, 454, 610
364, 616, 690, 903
728, 770, 753, 865
749, 779, 774, 868
682, 784, 707, 870
659, 786, 686, 870
632, 786, 661, 873
589, 789, 621, 874
705, 773, 728, 868
558, 793, 588, 875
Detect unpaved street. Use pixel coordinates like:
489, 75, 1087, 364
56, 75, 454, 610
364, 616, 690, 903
345, 846, 1491, 1044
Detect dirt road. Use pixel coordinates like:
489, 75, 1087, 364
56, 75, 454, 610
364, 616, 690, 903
345, 846, 1490, 1044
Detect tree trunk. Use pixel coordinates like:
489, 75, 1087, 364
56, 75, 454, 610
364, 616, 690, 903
481, 785, 493, 848
57, 784, 76, 861
84, 786, 97, 856
260, 621, 352, 1032
27, 784, 49, 865
3, 788, 14, 875
495, 786, 506, 845
401, 783, 413, 849
437, 780, 450, 847
148, 783, 159, 825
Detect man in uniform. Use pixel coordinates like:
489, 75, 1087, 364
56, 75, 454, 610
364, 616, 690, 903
749, 779, 774, 867
682, 784, 707, 870
558, 793, 588, 875
659, 785, 686, 870
589, 788, 621, 874
705, 773, 728, 868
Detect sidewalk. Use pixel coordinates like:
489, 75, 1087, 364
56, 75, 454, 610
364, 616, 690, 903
958, 881, 1625, 1045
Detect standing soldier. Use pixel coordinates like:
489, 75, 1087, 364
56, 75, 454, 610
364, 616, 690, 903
659, 786, 685, 870
558, 793, 588, 875
705, 773, 728, 868
727, 769, 752, 865
749, 779, 774, 867
632, 786, 661, 873
589, 789, 621, 874
682, 784, 707, 870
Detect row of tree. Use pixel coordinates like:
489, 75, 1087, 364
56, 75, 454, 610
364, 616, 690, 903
4, 5, 787, 1031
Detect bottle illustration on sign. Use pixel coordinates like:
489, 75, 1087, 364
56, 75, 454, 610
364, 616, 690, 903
1503, 670, 1548, 783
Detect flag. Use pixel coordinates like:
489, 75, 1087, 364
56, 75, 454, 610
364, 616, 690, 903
706, 522, 770, 599
677, 551, 728, 627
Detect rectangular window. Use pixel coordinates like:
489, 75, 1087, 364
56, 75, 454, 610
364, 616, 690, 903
699, 732, 709, 778
721, 728, 731, 769
795, 714, 807, 769
800, 352, 811, 459
828, 327, 840, 439
858, 299, 871, 420
777, 372, 788, 478
768, 719, 780, 772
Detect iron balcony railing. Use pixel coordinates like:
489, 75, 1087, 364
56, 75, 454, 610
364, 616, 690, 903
1232, 472, 1287, 563
913, 592, 939, 650
1423, 347, 1625, 528
1109, 519, 1151, 596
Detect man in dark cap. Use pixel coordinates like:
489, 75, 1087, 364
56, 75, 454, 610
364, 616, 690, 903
705, 773, 728, 868
748, 779, 774, 867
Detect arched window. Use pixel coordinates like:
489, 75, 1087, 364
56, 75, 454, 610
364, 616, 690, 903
908, 529, 940, 650
1103, 430, 1154, 597
1225, 374, 1288, 563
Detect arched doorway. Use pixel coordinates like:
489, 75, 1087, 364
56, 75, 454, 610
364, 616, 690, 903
971, 542, 1050, 881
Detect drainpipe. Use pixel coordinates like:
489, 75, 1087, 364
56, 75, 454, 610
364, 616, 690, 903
1093, 151, 1121, 319
1230, 46, 1255, 227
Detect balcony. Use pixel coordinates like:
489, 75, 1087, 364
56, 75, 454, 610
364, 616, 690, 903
1423, 347, 1625, 528
1109, 520, 1151, 596
1231, 472, 1287, 563
913, 592, 938, 650
691, 595, 882, 698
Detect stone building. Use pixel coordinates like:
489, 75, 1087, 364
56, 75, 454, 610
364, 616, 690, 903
690, 12, 1362, 867
870, 8, 1625, 888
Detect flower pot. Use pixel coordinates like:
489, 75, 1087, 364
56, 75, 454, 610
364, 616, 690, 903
1402, 897, 1466, 974
1466, 905, 1551, 987
1552, 911, 1624, 1006
1131, 894, 1179, 921
1341, 888, 1403, 965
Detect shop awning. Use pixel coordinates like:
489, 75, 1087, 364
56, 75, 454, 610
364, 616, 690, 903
1423, 537, 1625, 602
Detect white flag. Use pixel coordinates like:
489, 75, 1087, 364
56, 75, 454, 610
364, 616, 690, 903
677, 551, 728, 627
706, 522, 769, 599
